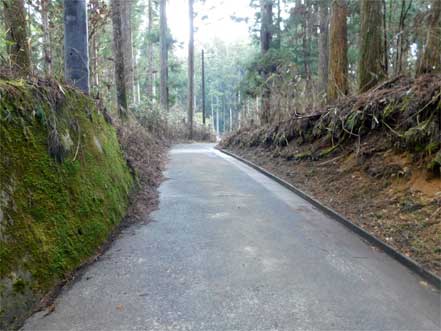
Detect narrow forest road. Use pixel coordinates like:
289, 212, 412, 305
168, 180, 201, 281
23, 143, 440, 331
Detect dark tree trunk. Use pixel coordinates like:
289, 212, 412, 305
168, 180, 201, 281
160, 0, 169, 111
260, 0, 273, 124
359, 0, 386, 92
2, 0, 31, 76
188, 0, 194, 139
111, 0, 128, 116
64, 0, 90, 93
327, 0, 348, 102
417, 0, 441, 74
318, 0, 329, 98
382, 0, 388, 75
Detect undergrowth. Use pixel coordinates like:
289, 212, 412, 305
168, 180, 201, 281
222, 74, 441, 175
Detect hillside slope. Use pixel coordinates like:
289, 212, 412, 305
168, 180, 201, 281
0, 79, 134, 329
221, 74, 441, 276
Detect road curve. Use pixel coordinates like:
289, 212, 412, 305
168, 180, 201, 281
23, 143, 440, 331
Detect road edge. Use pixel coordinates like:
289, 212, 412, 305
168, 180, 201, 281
216, 147, 441, 290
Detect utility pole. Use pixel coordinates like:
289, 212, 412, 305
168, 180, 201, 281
64, 0, 90, 93
201, 50, 206, 125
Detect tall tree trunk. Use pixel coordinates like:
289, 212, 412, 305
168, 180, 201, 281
90, 34, 99, 88
260, 0, 273, 124
89, 0, 101, 90
64, 0, 90, 93
2, 0, 31, 76
274, 0, 281, 48
318, 0, 329, 98
111, 0, 128, 116
395, 0, 406, 75
160, 0, 169, 111
417, 0, 441, 74
41, 0, 52, 75
201, 49, 206, 125
121, 0, 134, 104
146, 0, 154, 100
133, 51, 140, 104
301, 1, 311, 88
396, 0, 412, 75
382, 0, 388, 76
327, 0, 348, 102
359, 0, 386, 92
188, 0, 194, 139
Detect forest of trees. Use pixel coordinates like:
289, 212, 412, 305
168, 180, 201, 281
0, 0, 440, 136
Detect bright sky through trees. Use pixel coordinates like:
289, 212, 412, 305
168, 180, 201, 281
168, 0, 254, 50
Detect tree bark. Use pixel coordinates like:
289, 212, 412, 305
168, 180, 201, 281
121, 0, 134, 104
41, 0, 52, 76
327, 0, 348, 102
2, 0, 31, 76
160, 0, 169, 111
111, 0, 128, 116
188, 0, 194, 139
64, 0, 90, 93
382, 0, 388, 75
417, 0, 441, 74
359, 0, 386, 92
146, 0, 154, 100
260, 0, 273, 124
275, 0, 281, 49
89, 0, 98, 89
201, 49, 206, 125
318, 0, 329, 98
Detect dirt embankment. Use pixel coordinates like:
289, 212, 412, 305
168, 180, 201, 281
221, 74, 441, 276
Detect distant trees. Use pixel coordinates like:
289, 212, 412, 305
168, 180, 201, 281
2, 0, 31, 76
359, 0, 386, 92
328, 0, 348, 102
417, 0, 441, 74
1, 0, 439, 130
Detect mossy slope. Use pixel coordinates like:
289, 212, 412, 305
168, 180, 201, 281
0, 79, 133, 329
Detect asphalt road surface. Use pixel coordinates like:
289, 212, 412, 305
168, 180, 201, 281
23, 143, 440, 331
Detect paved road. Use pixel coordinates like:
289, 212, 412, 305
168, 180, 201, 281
23, 143, 440, 331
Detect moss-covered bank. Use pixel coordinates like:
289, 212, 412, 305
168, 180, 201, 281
0, 79, 133, 329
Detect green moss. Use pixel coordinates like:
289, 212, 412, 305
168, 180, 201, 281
318, 145, 340, 158
293, 150, 313, 160
0, 79, 133, 327
12, 279, 27, 295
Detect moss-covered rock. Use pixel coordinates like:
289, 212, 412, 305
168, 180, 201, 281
0, 79, 133, 329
